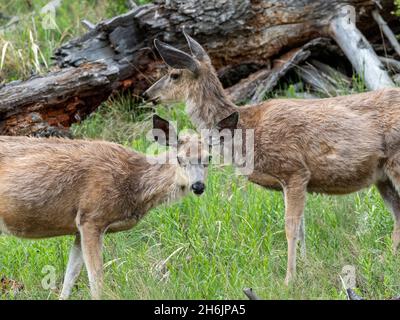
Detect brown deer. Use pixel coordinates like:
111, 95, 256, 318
144, 31, 400, 285
0, 115, 210, 299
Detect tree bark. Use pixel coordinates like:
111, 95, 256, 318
0, 63, 118, 136
0, 0, 397, 135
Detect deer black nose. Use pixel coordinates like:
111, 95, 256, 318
191, 182, 205, 195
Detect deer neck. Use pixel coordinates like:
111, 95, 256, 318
186, 84, 237, 130
137, 153, 188, 209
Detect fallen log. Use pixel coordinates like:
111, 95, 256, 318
0, 63, 118, 136
0, 0, 398, 135
227, 38, 333, 103
54, 0, 396, 91
329, 5, 395, 90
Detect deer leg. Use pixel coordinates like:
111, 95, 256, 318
60, 234, 83, 300
283, 175, 308, 285
79, 223, 104, 300
299, 215, 307, 258
376, 179, 400, 253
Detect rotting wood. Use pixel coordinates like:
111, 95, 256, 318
0, 62, 118, 136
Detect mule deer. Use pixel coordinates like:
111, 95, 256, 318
0, 115, 210, 299
144, 31, 400, 285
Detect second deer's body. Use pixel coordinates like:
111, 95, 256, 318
145, 32, 400, 285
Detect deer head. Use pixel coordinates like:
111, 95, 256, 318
143, 31, 223, 105
144, 31, 237, 129
152, 114, 211, 195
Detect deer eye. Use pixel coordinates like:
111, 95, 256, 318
170, 73, 180, 80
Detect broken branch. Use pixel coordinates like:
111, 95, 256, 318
372, 10, 400, 57
227, 38, 332, 103
243, 288, 261, 300
330, 6, 395, 90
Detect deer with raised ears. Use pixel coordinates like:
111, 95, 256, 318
144, 31, 400, 285
0, 115, 210, 299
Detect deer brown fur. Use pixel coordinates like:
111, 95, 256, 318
145, 31, 400, 285
0, 115, 209, 299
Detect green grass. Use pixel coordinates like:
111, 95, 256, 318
396, 0, 400, 17
0, 0, 142, 81
1, 0, 400, 300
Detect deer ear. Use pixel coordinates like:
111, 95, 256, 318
183, 30, 209, 61
152, 114, 177, 147
216, 112, 239, 132
154, 39, 199, 74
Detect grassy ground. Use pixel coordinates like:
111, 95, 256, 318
1, 1, 400, 300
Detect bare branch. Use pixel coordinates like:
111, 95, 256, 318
372, 10, 400, 58
243, 288, 261, 300
380, 56, 400, 71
